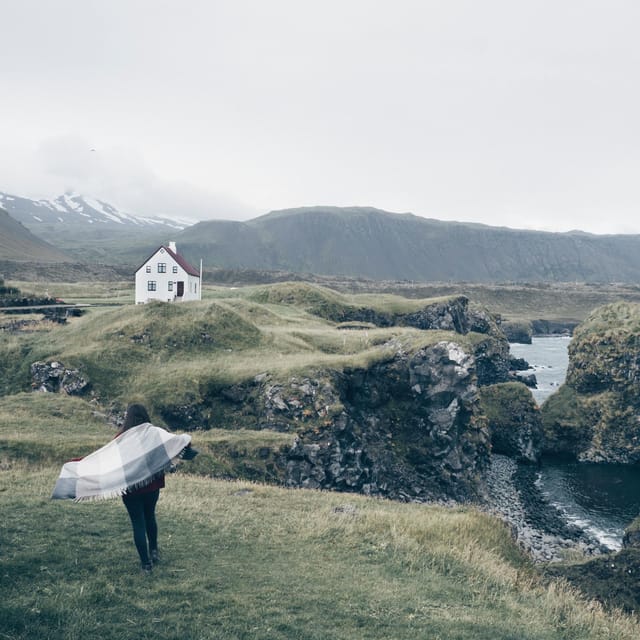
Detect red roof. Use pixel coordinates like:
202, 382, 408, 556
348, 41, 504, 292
164, 246, 200, 276
136, 245, 200, 277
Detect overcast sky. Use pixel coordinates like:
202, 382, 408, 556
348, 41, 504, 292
2, 1, 640, 233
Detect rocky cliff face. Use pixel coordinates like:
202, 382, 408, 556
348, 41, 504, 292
159, 339, 491, 501
541, 302, 640, 462
320, 294, 512, 388
283, 341, 490, 501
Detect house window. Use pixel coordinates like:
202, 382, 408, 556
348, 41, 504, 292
172, 266, 178, 273
158, 263, 167, 273
147, 281, 157, 291
146, 265, 151, 273
168, 282, 174, 292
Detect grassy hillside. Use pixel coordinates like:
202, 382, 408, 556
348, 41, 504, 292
0, 208, 72, 263
3, 282, 640, 637
2, 395, 639, 639
0, 283, 473, 412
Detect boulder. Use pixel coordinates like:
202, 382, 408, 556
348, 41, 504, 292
509, 356, 530, 371
510, 372, 537, 388
30, 361, 90, 395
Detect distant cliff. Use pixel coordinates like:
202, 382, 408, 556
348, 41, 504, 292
542, 302, 640, 462
172, 206, 640, 283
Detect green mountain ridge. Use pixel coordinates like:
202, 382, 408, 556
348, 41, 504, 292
171, 206, 640, 283
6, 200, 640, 283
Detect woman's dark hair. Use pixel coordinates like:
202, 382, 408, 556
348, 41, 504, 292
121, 403, 151, 431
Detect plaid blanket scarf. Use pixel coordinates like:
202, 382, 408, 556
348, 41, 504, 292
51, 423, 192, 501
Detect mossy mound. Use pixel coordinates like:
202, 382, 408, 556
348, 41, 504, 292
108, 300, 263, 353
540, 385, 594, 456
542, 302, 640, 462
247, 281, 399, 324
567, 303, 640, 394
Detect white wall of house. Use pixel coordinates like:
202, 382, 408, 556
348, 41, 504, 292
134, 246, 201, 304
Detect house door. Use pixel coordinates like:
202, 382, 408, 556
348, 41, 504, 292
177, 281, 184, 297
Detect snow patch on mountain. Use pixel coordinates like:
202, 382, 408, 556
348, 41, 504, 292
0, 191, 196, 230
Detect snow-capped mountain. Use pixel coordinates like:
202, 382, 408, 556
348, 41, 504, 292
0, 191, 195, 231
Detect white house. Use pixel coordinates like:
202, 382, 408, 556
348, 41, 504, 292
135, 242, 202, 304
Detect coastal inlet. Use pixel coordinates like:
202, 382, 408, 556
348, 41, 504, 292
510, 336, 640, 549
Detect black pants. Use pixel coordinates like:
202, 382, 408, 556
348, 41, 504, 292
122, 489, 159, 565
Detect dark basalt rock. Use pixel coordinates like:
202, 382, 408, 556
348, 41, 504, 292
480, 382, 543, 463
399, 296, 470, 334
30, 361, 91, 395
282, 341, 491, 502
501, 321, 533, 344
510, 372, 537, 388
509, 356, 530, 371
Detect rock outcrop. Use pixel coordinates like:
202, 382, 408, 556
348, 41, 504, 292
530, 319, 577, 336
479, 382, 543, 463
161, 338, 492, 501
283, 340, 490, 501
541, 302, 640, 462
30, 361, 90, 395
501, 320, 533, 344
154, 292, 517, 500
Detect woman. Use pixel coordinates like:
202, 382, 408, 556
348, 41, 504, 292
118, 403, 164, 574
52, 402, 196, 571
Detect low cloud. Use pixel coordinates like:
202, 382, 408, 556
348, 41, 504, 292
6, 134, 258, 222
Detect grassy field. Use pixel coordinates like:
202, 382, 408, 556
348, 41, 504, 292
3, 400, 640, 640
8, 280, 135, 306
0, 282, 477, 416
10, 275, 640, 325
1, 283, 640, 638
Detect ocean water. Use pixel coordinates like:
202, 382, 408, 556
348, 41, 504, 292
536, 462, 640, 549
508, 336, 640, 549
509, 336, 571, 405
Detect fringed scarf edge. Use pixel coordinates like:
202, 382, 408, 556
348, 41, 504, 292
71, 445, 191, 503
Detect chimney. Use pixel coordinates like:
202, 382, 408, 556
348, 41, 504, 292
168, 241, 177, 253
